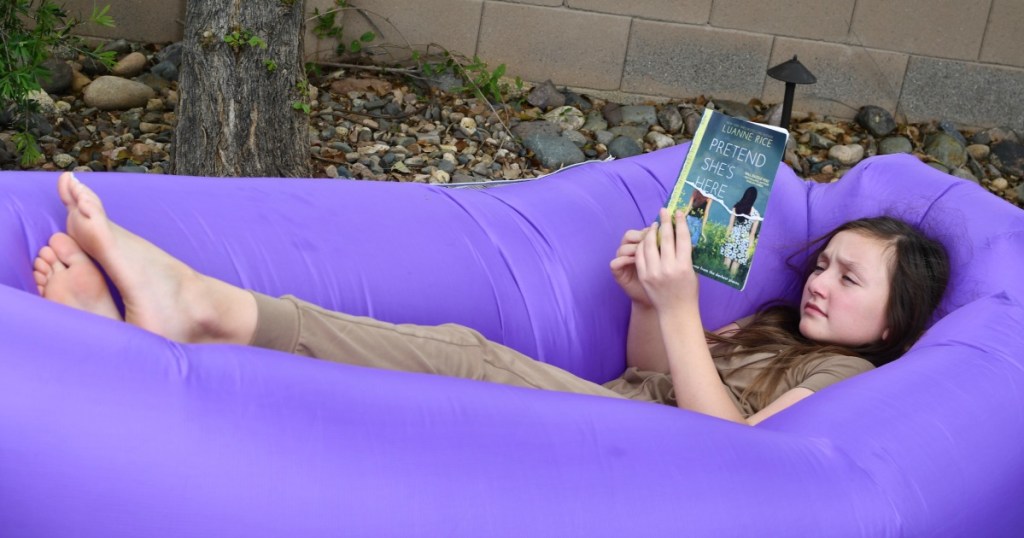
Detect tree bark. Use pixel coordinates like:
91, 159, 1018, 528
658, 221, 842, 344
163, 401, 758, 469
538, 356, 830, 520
173, 0, 310, 177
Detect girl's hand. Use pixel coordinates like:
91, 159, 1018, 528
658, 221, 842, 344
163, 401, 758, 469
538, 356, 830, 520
635, 208, 700, 315
610, 228, 653, 306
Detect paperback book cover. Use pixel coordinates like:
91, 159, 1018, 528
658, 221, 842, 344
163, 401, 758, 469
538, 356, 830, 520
665, 108, 789, 290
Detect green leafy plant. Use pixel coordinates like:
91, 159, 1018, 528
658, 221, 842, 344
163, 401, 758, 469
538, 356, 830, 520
311, 0, 376, 56
414, 49, 522, 104
223, 28, 267, 51
0, 1, 116, 166
292, 78, 311, 114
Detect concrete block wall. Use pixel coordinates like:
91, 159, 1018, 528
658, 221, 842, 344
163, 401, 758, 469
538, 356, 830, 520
63, 0, 1024, 130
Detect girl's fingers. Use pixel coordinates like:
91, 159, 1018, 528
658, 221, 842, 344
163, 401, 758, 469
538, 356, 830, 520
615, 242, 638, 257
658, 208, 675, 260
674, 209, 691, 257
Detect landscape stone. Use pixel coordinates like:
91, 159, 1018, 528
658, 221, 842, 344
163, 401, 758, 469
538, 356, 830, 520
939, 120, 968, 147
521, 132, 585, 169
601, 102, 623, 126
828, 144, 865, 165
967, 144, 991, 160
112, 52, 148, 77
644, 131, 675, 150
582, 111, 608, 132
609, 125, 647, 143
714, 100, 756, 120
512, 121, 560, 140
543, 106, 585, 131
618, 105, 658, 127
923, 133, 967, 169
990, 140, 1024, 177
856, 105, 897, 137
526, 80, 565, 110
83, 76, 155, 110
152, 61, 179, 81
657, 106, 683, 134
879, 136, 913, 155
608, 135, 643, 159
38, 59, 73, 94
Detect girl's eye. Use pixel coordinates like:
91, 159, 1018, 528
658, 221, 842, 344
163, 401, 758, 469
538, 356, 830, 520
813, 265, 825, 273
842, 275, 857, 285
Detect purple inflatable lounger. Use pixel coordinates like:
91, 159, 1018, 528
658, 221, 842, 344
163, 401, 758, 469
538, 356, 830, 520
1, 144, 1023, 536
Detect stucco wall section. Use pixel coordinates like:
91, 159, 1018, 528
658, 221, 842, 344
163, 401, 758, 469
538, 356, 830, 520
710, 0, 856, 42
476, 2, 631, 90
622, 22, 772, 101
566, 0, 712, 25
980, 0, 1024, 68
900, 57, 1024, 131
849, 0, 991, 61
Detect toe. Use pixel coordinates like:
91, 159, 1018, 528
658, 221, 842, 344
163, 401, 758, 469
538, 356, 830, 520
57, 172, 75, 207
33, 269, 47, 288
33, 256, 52, 277
50, 232, 86, 264
37, 245, 59, 268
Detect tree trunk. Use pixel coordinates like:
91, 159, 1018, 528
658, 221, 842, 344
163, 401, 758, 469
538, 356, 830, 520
173, 0, 310, 177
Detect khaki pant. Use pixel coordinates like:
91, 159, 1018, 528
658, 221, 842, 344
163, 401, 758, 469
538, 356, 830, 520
250, 293, 677, 405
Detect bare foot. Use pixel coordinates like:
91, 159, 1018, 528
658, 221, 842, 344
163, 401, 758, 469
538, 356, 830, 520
56, 172, 257, 344
34, 232, 122, 321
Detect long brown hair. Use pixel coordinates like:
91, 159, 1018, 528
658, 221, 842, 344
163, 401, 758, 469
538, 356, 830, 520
709, 216, 950, 410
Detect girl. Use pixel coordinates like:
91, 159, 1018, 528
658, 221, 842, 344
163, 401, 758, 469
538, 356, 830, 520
34, 173, 949, 426
722, 186, 760, 277
684, 188, 711, 248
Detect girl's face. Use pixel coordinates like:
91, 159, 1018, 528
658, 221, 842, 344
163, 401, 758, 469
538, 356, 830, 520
799, 230, 894, 347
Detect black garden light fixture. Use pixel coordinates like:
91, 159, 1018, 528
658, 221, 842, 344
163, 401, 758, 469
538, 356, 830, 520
767, 55, 816, 130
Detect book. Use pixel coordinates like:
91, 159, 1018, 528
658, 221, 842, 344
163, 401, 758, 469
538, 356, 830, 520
664, 108, 789, 290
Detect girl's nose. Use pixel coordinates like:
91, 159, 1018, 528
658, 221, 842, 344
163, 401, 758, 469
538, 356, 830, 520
808, 273, 828, 297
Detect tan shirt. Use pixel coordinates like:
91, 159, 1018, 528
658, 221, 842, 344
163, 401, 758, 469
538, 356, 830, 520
602, 317, 875, 417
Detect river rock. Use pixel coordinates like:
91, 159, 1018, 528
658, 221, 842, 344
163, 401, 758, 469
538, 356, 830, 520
156, 42, 183, 66
971, 127, 1019, 146
608, 135, 643, 159
582, 111, 608, 132
38, 59, 73, 94
618, 105, 658, 127
512, 120, 560, 140
808, 132, 834, 150
602, 103, 623, 126
827, 143, 864, 165
564, 91, 591, 112
543, 106, 585, 131
990, 140, 1024, 178
856, 105, 896, 137
562, 129, 587, 147
923, 133, 966, 169
521, 132, 585, 169
83, 76, 156, 110
878, 136, 913, 155
151, 61, 179, 82
656, 106, 683, 134
966, 143, 990, 160
938, 120, 968, 147
526, 80, 565, 110
644, 131, 675, 150
609, 125, 647, 144
951, 167, 978, 183
70, 70, 92, 93
52, 153, 76, 169
112, 52, 148, 77
714, 100, 756, 120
